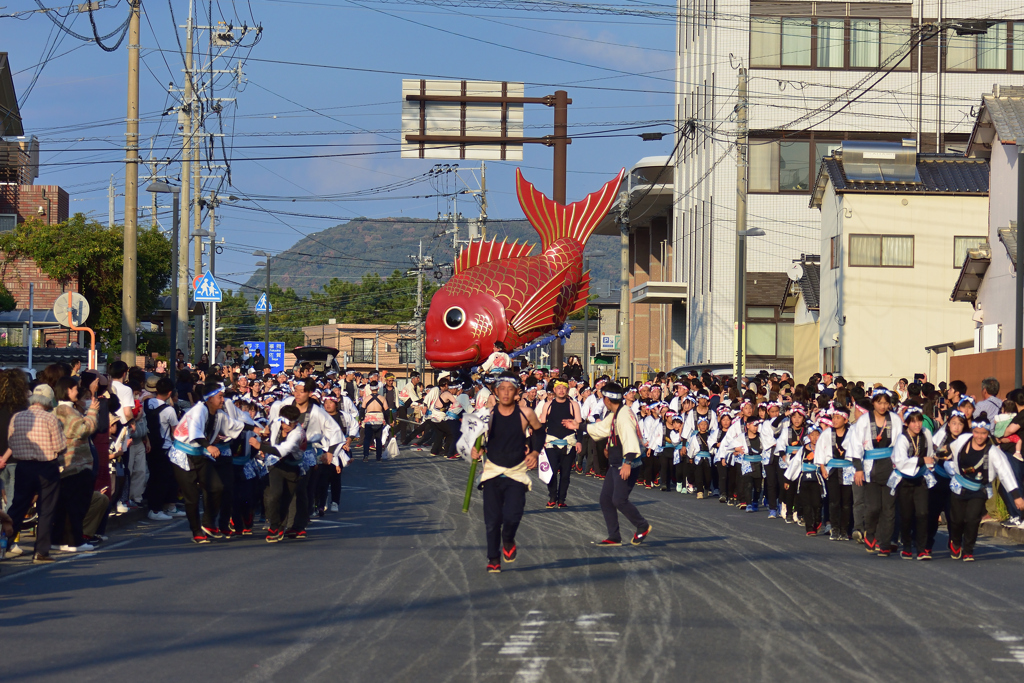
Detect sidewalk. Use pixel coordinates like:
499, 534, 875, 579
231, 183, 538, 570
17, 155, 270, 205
981, 519, 1024, 544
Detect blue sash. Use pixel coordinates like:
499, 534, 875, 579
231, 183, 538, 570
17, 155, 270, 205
742, 452, 763, 462
173, 440, 203, 456
934, 465, 951, 478
693, 450, 711, 461
827, 458, 854, 469
801, 462, 818, 472
954, 473, 983, 492
864, 447, 893, 460
445, 410, 461, 420
548, 438, 570, 447
896, 467, 924, 480
785, 445, 800, 454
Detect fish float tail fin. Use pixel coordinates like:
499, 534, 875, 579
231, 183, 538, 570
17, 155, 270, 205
515, 168, 625, 252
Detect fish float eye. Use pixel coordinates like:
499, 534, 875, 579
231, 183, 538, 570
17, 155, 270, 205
444, 307, 465, 330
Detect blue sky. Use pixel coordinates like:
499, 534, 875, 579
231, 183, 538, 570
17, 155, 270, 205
5, 0, 675, 289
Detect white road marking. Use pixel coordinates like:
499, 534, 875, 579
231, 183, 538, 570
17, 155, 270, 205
984, 628, 1024, 668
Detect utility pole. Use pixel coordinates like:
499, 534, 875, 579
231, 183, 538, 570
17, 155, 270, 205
148, 155, 158, 228
409, 240, 433, 378
192, 98, 203, 365
548, 91, 570, 373
479, 161, 487, 240
616, 192, 630, 382
733, 68, 749, 382
209, 192, 217, 361
1016, 144, 1023, 388
108, 175, 115, 227
120, 0, 141, 366
177, 2, 194, 359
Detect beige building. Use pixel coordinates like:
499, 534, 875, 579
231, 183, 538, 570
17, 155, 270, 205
301, 323, 423, 381
781, 255, 821, 384
811, 142, 988, 386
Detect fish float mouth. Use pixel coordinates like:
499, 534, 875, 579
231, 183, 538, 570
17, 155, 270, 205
425, 344, 480, 368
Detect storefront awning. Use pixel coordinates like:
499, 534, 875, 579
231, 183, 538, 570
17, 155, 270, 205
630, 281, 687, 304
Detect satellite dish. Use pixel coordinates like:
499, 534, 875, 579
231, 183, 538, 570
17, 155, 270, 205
786, 263, 805, 282
53, 293, 90, 327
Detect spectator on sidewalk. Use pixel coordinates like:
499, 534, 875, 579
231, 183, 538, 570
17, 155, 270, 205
0, 369, 28, 513
53, 376, 99, 552
0, 384, 68, 564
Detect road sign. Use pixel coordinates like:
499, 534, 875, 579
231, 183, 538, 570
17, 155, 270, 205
193, 271, 222, 302
53, 292, 90, 327
255, 292, 272, 312
243, 341, 286, 374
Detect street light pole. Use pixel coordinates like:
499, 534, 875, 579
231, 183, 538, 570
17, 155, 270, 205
582, 251, 606, 383
254, 250, 271, 370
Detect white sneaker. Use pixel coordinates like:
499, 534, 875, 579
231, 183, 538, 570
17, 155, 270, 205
148, 510, 173, 521
1002, 516, 1022, 528
780, 503, 788, 519
675, 483, 683, 493
330, 503, 339, 512
116, 502, 129, 514
165, 507, 186, 518
6, 543, 23, 557
59, 543, 95, 553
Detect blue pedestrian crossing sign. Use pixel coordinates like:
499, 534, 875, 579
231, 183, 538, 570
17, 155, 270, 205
255, 292, 272, 312
193, 271, 222, 302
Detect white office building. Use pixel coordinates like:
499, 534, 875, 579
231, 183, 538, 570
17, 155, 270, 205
672, 0, 1024, 370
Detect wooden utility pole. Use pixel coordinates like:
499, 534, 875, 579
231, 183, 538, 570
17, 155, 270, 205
177, 3, 194, 358
120, 0, 140, 365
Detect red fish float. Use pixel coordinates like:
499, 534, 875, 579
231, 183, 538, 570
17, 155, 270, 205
425, 168, 625, 369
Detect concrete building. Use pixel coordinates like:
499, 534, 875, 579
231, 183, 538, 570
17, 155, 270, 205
949, 84, 1023, 394
674, 0, 1024, 369
811, 142, 989, 385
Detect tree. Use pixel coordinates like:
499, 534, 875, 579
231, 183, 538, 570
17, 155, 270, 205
0, 214, 171, 350
0, 282, 15, 313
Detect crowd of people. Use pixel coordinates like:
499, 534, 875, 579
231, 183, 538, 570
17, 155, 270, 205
1, 340, 1021, 573
0, 357, 421, 565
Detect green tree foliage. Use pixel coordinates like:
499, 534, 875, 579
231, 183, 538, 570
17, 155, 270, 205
0, 215, 171, 349
0, 282, 15, 313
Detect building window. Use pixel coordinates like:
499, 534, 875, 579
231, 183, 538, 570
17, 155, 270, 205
953, 236, 987, 267
777, 322, 794, 357
750, 135, 847, 194
779, 140, 810, 191
823, 345, 841, 373
351, 338, 374, 363
746, 322, 777, 356
0, 214, 16, 233
398, 339, 417, 365
747, 306, 776, 319
849, 234, 914, 267
750, 16, 910, 70
830, 235, 841, 269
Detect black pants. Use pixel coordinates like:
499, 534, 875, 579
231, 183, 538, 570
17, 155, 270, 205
780, 467, 797, 512
8, 460, 62, 556
798, 475, 822, 532
576, 435, 591, 470
231, 464, 254, 532
716, 462, 733, 499
172, 456, 224, 535
314, 462, 341, 510
599, 461, 648, 542
364, 423, 384, 460
948, 493, 986, 555
926, 478, 951, 551
52, 469, 94, 547
741, 462, 763, 506
144, 447, 175, 513
214, 456, 234, 531
692, 457, 712, 494
265, 462, 305, 532
659, 453, 676, 490
898, 478, 929, 552
764, 459, 783, 511
826, 469, 853, 536
586, 437, 608, 476
863, 481, 896, 549
641, 455, 657, 487
546, 446, 574, 504
482, 476, 527, 560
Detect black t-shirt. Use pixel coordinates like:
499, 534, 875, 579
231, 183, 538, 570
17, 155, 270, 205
1001, 410, 1024, 456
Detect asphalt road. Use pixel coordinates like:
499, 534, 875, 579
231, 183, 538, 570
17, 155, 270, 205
4, 448, 1024, 683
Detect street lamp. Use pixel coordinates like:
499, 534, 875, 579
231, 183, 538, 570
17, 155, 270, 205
583, 250, 607, 383
734, 227, 766, 381
146, 180, 180, 384
253, 250, 271, 369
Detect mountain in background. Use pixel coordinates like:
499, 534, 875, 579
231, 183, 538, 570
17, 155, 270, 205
244, 218, 622, 298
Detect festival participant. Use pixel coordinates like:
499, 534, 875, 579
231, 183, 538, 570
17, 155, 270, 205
762, 401, 786, 519
928, 410, 967, 554
640, 402, 662, 490
851, 388, 903, 557
480, 341, 512, 373
944, 413, 1024, 561
775, 404, 809, 522
572, 382, 653, 547
249, 404, 306, 542
730, 415, 774, 512
815, 404, 855, 540
171, 382, 246, 543
784, 426, 824, 535
537, 379, 581, 508
890, 407, 935, 560
686, 414, 715, 498
362, 382, 387, 462
667, 414, 686, 492
582, 381, 608, 477
470, 373, 542, 573
714, 408, 735, 503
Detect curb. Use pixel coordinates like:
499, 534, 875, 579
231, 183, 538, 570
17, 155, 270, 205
980, 519, 1024, 544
